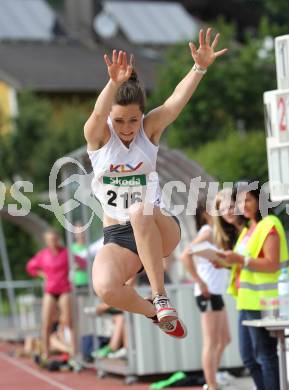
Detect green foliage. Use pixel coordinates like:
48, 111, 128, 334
12, 91, 53, 182
0, 132, 14, 182
31, 102, 89, 191
46, 0, 64, 9
262, 0, 289, 30
0, 91, 91, 191
188, 130, 268, 183
0, 91, 54, 185
0, 91, 91, 280
148, 18, 276, 149
0, 92, 51, 182
0, 220, 37, 281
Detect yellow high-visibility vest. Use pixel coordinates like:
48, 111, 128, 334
227, 215, 289, 310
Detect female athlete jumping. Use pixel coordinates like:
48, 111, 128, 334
84, 28, 227, 338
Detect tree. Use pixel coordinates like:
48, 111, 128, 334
0, 92, 92, 279
262, 0, 289, 30
0, 220, 37, 281
30, 100, 89, 191
1, 91, 55, 190
188, 131, 268, 183
8, 91, 53, 183
147, 19, 276, 149
0, 91, 91, 191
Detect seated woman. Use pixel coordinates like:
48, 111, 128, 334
92, 302, 128, 360
20, 309, 72, 359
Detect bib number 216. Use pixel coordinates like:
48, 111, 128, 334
107, 190, 142, 208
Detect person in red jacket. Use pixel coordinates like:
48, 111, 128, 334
26, 228, 86, 361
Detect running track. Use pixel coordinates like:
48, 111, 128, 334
0, 342, 199, 390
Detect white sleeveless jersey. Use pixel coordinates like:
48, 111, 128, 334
87, 116, 164, 222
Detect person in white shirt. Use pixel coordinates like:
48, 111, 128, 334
181, 192, 243, 390
84, 28, 227, 339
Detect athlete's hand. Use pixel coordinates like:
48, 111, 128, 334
104, 50, 133, 85
189, 27, 228, 69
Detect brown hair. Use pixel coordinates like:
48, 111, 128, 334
114, 69, 146, 112
213, 189, 240, 250
195, 198, 209, 231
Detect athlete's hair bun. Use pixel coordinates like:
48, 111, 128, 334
115, 66, 146, 112
129, 69, 139, 82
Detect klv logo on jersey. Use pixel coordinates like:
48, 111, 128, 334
110, 162, 143, 173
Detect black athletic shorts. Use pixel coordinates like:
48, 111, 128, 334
49, 292, 63, 301
103, 215, 181, 258
195, 294, 225, 312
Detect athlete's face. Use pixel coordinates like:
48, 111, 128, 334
110, 104, 143, 145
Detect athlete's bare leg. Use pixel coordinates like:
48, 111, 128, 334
129, 204, 180, 297
92, 244, 155, 317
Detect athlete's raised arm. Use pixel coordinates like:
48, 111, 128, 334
144, 28, 228, 143
84, 50, 133, 150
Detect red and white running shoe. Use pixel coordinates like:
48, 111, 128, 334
145, 297, 187, 339
153, 294, 178, 322
156, 318, 187, 339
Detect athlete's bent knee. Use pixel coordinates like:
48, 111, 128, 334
129, 202, 154, 227
128, 202, 145, 218
93, 281, 118, 305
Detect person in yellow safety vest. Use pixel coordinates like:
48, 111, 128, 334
220, 185, 288, 390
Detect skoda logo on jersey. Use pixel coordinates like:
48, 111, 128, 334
110, 162, 143, 173
103, 174, 146, 186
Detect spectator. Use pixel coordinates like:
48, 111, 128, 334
91, 302, 128, 360
222, 184, 289, 390
19, 309, 72, 359
181, 192, 243, 390
72, 222, 104, 288
26, 228, 86, 365
71, 222, 90, 287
